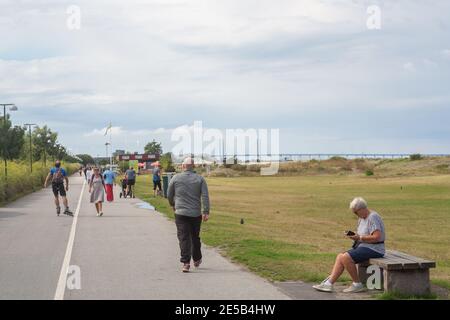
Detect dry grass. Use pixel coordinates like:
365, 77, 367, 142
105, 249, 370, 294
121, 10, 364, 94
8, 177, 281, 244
136, 172, 450, 289
208, 157, 450, 178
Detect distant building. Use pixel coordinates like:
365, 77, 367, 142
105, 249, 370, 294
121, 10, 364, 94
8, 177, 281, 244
117, 153, 160, 170
112, 150, 125, 158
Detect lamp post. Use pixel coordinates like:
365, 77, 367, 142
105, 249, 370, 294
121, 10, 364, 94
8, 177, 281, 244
24, 123, 36, 173
1, 104, 18, 180
105, 142, 110, 167
1, 103, 18, 126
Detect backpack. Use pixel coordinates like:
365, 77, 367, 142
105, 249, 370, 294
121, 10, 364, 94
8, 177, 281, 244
52, 168, 65, 184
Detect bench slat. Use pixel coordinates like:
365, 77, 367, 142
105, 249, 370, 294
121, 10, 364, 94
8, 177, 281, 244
359, 250, 436, 270
369, 256, 419, 270
387, 250, 436, 269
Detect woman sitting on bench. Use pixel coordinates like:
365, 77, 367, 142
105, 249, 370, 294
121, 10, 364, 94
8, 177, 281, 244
313, 197, 386, 293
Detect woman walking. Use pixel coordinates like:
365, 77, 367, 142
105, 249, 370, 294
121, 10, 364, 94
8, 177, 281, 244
89, 167, 106, 217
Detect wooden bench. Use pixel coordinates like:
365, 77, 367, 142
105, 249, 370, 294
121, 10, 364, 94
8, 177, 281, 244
357, 250, 436, 296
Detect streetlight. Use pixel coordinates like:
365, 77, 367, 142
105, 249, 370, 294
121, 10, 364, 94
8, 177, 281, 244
1, 104, 18, 180
24, 123, 37, 173
1, 104, 18, 126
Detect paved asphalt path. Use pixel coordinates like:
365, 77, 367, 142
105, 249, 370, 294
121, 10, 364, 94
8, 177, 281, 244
0, 175, 295, 300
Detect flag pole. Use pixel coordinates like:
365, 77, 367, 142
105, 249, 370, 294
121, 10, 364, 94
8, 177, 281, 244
109, 122, 112, 167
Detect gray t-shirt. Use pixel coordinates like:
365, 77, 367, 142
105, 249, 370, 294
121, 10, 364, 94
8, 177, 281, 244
357, 211, 386, 255
126, 169, 136, 180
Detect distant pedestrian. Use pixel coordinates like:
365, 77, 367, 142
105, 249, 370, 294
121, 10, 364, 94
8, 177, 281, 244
125, 167, 136, 198
86, 166, 93, 183
83, 166, 88, 180
119, 173, 128, 198
89, 167, 106, 217
167, 157, 210, 273
103, 167, 116, 202
44, 160, 73, 216
152, 162, 162, 196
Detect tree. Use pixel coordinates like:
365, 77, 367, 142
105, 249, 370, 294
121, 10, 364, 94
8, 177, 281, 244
118, 160, 129, 173
144, 140, 162, 155
76, 154, 95, 166
50, 143, 67, 161
33, 126, 57, 166
0, 115, 25, 179
98, 159, 109, 166
160, 152, 175, 172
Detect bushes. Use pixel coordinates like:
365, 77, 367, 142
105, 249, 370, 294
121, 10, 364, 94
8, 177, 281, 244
0, 161, 79, 205
410, 154, 423, 161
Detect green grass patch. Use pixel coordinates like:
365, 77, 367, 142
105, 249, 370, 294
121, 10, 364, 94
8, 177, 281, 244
376, 291, 437, 300
432, 279, 450, 290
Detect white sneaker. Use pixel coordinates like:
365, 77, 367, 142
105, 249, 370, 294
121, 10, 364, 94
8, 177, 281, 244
343, 283, 366, 293
96, 213, 100, 217
313, 277, 334, 293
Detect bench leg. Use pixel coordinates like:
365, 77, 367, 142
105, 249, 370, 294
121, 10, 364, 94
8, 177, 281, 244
357, 264, 384, 289
384, 269, 431, 296
357, 264, 369, 285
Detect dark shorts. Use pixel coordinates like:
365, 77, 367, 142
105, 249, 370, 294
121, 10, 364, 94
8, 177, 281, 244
347, 247, 384, 264
153, 180, 162, 190
127, 179, 135, 186
52, 182, 66, 197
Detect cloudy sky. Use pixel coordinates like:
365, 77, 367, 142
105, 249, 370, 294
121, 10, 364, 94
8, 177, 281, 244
1, 0, 450, 156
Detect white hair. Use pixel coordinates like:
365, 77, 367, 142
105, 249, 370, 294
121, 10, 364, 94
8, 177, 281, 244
349, 197, 368, 211
182, 157, 194, 166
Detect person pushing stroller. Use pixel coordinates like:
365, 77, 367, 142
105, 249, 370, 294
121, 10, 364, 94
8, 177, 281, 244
119, 174, 129, 198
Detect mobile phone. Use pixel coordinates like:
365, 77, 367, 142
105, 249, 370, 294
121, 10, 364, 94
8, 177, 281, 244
345, 230, 355, 236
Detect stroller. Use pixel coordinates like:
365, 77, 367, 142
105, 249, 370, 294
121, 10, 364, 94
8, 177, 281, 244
119, 177, 132, 198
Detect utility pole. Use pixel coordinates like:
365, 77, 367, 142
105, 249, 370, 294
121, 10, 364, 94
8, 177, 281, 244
24, 123, 36, 173
1, 103, 18, 180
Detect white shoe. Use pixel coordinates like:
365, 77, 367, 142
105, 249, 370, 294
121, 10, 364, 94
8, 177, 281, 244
343, 283, 366, 293
96, 213, 100, 217
313, 277, 334, 292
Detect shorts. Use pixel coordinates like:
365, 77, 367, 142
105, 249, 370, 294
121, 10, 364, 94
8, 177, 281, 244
52, 182, 66, 197
153, 180, 162, 191
347, 246, 384, 264
127, 179, 135, 186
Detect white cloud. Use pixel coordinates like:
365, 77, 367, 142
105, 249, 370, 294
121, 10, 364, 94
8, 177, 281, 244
403, 62, 416, 72
84, 126, 173, 137
1, 0, 450, 154
442, 49, 450, 59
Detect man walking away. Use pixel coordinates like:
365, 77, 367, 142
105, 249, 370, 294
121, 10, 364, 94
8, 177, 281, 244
103, 166, 116, 202
167, 157, 210, 273
125, 166, 136, 198
44, 160, 73, 216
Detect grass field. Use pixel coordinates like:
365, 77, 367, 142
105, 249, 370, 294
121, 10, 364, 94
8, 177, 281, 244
135, 170, 450, 294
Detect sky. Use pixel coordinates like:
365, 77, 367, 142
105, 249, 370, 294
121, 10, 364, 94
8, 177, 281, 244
1, 0, 450, 156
